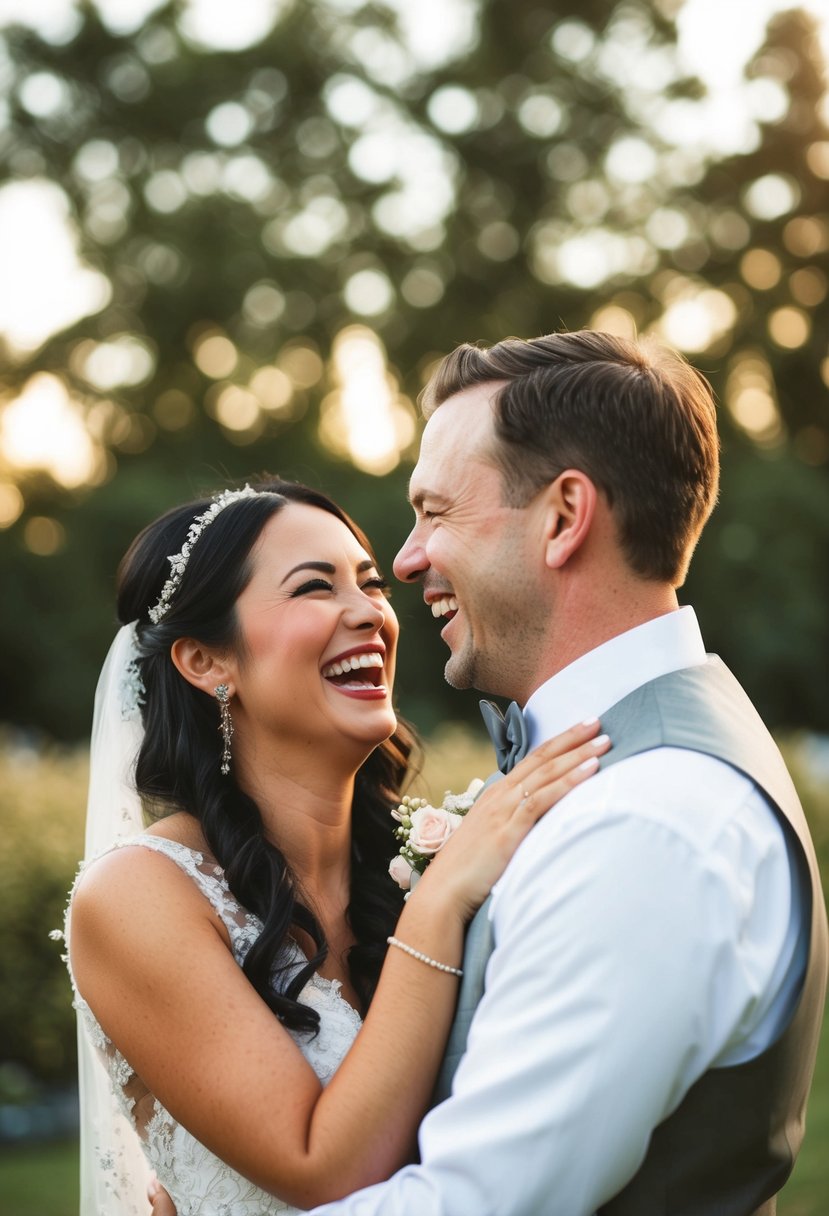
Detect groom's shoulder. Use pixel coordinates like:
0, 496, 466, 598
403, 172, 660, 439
601, 655, 775, 754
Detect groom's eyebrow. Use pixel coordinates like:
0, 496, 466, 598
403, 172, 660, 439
280, 559, 375, 583
408, 487, 449, 511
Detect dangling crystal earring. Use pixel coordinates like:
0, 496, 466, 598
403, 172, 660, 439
214, 684, 233, 775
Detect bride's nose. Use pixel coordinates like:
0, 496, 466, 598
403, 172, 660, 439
344, 589, 387, 631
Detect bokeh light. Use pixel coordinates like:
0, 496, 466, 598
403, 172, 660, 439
725, 352, 784, 447
23, 515, 66, 556
0, 483, 24, 529
192, 331, 239, 379
0, 181, 110, 352
319, 327, 415, 475
0, 375, 100, 487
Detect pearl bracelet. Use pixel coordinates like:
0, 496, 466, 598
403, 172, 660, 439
386, 935, 464, 977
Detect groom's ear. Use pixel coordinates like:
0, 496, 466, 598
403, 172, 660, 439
170, 637, 234, 697
539, 470, 597, 570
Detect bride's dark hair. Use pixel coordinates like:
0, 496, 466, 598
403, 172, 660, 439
117, 477, 412, 1033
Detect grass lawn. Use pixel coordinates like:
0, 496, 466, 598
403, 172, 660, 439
0, 1139, 78, 1216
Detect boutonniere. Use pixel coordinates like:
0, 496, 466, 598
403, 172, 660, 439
388, 778, 485, 891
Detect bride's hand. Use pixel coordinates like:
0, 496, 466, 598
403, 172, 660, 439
147, 1174, 177, 1216
412, 718, 610, 924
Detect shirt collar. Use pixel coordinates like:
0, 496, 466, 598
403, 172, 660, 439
523, 606, 707, 749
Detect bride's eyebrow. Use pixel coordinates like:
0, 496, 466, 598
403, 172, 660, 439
280, 559, 376, 585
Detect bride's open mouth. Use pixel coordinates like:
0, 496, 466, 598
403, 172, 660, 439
321, 648, 388, 700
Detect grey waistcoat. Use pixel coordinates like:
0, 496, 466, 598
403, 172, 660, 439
432, 656, 828, 1216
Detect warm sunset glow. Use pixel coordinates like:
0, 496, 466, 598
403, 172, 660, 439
0, 0, 826, 489
319, 326, 415, 475
655, 283, 737, 354
0, 374, 101, 487
0, 180, 110, 353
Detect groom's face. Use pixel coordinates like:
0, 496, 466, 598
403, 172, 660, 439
394, 384, 549, 702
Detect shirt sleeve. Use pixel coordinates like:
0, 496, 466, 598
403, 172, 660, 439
310, 754, 795, 1216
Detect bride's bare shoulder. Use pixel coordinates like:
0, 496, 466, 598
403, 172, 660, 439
71, 820, 210, 915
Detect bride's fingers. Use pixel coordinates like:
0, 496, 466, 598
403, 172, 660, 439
147, 1175, 178, 1216
469, 730, 610, 827
461, 721, 609, 833
507, 729, 611, 806
509, 717, 603, 781
512, 735, 611, 825
419, 726, 610, 921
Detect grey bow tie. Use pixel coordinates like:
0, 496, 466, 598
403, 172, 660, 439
479, 700, 529, 774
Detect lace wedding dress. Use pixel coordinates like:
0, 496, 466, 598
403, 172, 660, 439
66, 835, 363, 1216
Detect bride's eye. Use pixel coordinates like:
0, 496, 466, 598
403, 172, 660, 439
291, 578, 334, 596
361, 577, 391, 596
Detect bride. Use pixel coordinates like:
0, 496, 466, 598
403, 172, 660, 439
65, 477, 607, 1214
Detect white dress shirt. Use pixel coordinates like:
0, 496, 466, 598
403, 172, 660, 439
312, 607, 805, 1216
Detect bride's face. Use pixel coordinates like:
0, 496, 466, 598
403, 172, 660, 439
229, 503, 399, 758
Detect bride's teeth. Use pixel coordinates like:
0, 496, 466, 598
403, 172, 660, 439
323, 651, 384, 678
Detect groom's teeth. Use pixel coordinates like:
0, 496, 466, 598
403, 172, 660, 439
430, 596, 458, 619
322, 651, 384, 678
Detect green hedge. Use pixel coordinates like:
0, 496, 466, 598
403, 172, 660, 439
0, 738, 86, 1086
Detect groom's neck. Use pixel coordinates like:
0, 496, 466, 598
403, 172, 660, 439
520, 581, 680, 704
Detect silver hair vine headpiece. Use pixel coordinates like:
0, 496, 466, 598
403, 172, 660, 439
148, 485, 261, 624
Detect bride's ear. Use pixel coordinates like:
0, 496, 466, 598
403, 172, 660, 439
170, 638, 233, 697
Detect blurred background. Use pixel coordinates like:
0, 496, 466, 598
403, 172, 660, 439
0, 0, 827, 1211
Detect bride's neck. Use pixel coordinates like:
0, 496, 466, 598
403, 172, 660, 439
235, 746, 355, 898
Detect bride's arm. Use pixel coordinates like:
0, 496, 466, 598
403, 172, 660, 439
69, 720, 608, 1209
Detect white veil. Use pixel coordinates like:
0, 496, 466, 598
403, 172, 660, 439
73, 622, 153, 1215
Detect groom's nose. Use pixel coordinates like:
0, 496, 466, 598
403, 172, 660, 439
393, 527, 428, 583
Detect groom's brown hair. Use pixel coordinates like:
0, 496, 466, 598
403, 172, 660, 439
421, 329, 719, 586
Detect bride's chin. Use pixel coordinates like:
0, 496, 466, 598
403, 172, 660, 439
335, 712, 398, 759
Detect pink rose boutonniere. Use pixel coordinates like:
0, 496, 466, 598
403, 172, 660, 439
388, 778, 485, 892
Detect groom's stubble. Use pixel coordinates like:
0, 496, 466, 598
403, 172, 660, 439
441, 512, 550, 704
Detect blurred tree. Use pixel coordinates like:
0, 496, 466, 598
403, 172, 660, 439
0, 0, 826, 738
684, 12, 829, 731
575, 8, 829, 730
0, 740, 87, 1084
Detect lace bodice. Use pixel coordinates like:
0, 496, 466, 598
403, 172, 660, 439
66, 835, 363, 1216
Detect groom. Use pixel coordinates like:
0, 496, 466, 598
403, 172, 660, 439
151, 329, 827, 1214
310, 331, 828, 1214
